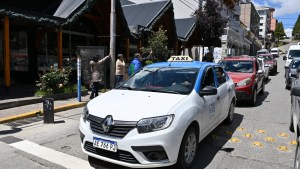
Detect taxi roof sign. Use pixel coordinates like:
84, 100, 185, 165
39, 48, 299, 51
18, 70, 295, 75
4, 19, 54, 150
168, 56, 193, 62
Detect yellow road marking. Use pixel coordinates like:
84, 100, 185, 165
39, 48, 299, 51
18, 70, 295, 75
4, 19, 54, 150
230, 138, 240, 143
226, 130, 233, 135
264, 137, 276, 142
289, 140, 297, 145
253, 142, 263, 148
256, 130, 265, 134
244, 133, 252, 138
278, 146, 289, 151
278, 132, 288, 138
237, 127, 245, 131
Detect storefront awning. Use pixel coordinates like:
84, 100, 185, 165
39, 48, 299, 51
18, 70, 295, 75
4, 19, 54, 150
54, 0, 85, 18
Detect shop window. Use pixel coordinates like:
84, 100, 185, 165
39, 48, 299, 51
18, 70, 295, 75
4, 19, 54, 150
10, 31, 28, 71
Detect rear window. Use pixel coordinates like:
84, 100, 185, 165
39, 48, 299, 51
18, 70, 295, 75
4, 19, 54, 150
219, 60, 253, 73
271, 50, 278, 53
257, 51, 267, 55
288, 50, 300, 59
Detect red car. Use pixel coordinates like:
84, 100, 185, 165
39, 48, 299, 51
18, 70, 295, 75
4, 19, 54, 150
219, 56, 265, 106
257, 54, 277, 75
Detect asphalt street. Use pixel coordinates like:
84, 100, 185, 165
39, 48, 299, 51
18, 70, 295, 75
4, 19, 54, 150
0, 55, 296, 169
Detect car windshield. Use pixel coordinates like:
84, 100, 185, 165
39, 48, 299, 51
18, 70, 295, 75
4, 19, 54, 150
219, 60, 253, 73
118, 67, 199, 95
291, 60, 300, 69
258, 55, 273, 61
289, 50, 300, 59
257, 51, 267, 55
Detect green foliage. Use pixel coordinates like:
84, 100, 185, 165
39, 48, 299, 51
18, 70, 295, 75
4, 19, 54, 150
146, 26, 170, 61
193, 0, 228, 47
293, 15, 300, 39
275, 22, 286, 40
36, 68, 72, 96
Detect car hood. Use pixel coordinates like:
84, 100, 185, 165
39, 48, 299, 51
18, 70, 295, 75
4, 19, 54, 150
87, 89, 187, 121
227, 72, 253, 83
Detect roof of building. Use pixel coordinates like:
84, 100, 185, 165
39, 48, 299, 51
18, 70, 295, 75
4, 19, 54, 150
175, 18, 196, 41
120, 0, 135, 6
122, 0, 171, 29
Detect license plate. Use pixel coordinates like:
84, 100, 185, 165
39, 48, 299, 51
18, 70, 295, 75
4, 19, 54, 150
93, 137, 117, 152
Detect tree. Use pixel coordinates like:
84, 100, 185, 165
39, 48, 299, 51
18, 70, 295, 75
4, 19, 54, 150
274, 22, 286, 40
193, 0, 228, 48
292, 15, 300, 39
143, 26, 169, 62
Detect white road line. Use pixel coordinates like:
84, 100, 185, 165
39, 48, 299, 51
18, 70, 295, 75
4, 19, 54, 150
10, 140, 93, 169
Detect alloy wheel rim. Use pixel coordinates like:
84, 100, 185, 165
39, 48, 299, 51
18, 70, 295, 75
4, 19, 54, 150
253, 90, 257, 103
184, 133, 196, 164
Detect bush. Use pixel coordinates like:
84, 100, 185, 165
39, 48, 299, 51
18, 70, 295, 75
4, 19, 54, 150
36, 68, 72, 96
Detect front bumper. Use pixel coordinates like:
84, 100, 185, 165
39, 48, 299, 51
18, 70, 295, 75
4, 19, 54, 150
235, 85, 252, 101
79, 117, 182, 168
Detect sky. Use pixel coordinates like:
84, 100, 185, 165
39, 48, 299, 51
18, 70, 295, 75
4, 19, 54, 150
129, 0, 300, 37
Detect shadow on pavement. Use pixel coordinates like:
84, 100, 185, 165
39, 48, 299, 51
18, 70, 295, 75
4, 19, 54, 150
237, 91, 270, 107
0, 127, 22, 135
87, 113, 244, 169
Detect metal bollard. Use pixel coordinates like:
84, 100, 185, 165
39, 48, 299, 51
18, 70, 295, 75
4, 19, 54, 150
43, 98, 54, 123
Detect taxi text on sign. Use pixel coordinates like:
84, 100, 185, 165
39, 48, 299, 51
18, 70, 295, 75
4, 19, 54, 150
168, 56, 193, 62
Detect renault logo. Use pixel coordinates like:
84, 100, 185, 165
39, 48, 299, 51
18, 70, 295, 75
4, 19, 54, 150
102, 115, 114, 133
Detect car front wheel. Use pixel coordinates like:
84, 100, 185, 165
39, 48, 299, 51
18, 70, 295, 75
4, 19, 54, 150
175, 127, 198, 169
224, 100, 235, 124
250, 88, 257, 106
294, 137, 300, 169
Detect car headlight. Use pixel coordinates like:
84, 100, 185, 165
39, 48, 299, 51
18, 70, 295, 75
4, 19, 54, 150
82, 106, 89, 123
236, 78, 252, 87
137, 115, 174, 134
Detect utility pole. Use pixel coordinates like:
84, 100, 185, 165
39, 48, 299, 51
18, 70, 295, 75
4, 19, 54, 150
110, 0, 116, 88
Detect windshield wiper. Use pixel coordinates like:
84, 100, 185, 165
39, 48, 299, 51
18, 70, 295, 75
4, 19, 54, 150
119, 86, 139, 90
141, 88, 180, 94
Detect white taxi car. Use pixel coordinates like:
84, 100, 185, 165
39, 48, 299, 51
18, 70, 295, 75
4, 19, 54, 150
79, 56, 236, 169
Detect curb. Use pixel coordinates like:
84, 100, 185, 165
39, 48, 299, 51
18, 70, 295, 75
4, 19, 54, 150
0, 102, 87, 124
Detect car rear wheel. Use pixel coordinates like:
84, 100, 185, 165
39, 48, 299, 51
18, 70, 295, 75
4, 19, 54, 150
224, 100, 235, 124
175, 127, 198, 169
294, 137, 300, 169
250, 88, 257, 106
290, 115, 295, 132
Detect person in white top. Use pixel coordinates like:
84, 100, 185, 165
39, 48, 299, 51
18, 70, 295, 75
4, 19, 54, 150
115, 54, 126, 85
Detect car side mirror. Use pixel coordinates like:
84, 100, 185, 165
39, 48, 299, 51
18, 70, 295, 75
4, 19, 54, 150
283, 56, 287, 60
200, 86, 217, 96
257, 70, 263, 74
284, 66, 289, 69
291, 86, 300, 97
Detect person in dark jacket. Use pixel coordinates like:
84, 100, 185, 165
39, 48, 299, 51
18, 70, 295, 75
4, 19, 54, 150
128, 53, 142, 76
202, 52, 214, 62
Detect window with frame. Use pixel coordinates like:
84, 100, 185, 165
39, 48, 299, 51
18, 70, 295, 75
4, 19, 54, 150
214, 66, 227, 86
201, 67, 215, 89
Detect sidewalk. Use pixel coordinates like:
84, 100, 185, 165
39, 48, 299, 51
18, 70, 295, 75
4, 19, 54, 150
0, 94, 90, 124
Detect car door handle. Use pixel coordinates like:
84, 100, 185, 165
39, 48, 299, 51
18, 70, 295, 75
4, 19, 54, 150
217, 96, 220, 101
228, 88, 231, 92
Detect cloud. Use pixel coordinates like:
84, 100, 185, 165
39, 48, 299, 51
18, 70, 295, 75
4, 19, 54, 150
252, 0, 300, 17
285, 28, 292, 37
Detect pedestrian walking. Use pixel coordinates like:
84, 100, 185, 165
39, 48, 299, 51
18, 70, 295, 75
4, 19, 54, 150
128, 53, 142, 76
90, 53, 111, 100
202, 52, 214, 62
115, 54, 125, 86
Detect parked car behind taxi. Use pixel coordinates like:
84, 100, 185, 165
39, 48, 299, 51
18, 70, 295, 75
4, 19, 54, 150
219, 56, 264, 106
